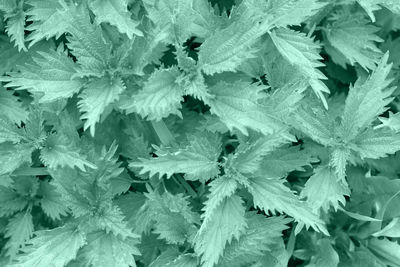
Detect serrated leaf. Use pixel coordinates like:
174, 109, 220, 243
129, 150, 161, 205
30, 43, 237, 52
198, 18, 263, 75
0, 142, 33, 175
5, 211, 34, 258
38, 181, 68, 220
195, 195, 247, 267
89, 0, 142, 39
202, 175, 238, 226
40, 134, 95, 171
25, 0, 72, 46
341, 53, 394, 140
5, 9, 26, 51
1, 46, 83, 103
81, 231, 140, 267
324, 11, 383, 70
301, 166, 350, 213
0, 89, 28, 124
246, 175, 327, 234
128, 67, 184, 121
267, 0, 326, 27
208, 81, 283, 136
0, 117, 25, 144
78, 75, 125, 136
352, 128, 400, 159
13, 224, 86, 267
220, 213, 291, 267
270, 28, 329, 108
0, 186, 29, 216
260, 146, 318, 177
367, 238, 400, 266
65, 3, 111, 76
131, 132, 221, 181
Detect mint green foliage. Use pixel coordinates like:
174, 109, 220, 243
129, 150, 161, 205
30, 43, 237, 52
1, 0, 400, 267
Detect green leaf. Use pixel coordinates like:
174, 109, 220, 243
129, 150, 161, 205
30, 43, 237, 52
195, 195, 247, 267
228, 133, 290, 174
367, 238, 400, 266
202, 175, 238, 226
0, 88, 28, 124
5, 211, 34, 258
40, 134, 96, 171
260, 146, 318, 177
0, 117, 25, 144
14, 224, 86, 267
1, 45, 83, 103
301, 166, 350, 213
65, 4, 111, 76
246, 175, 328, 234
128, 67, 184, 121
5, 8, 26, 51
208, 81, 284, 136
25, 0, 72, 46
0, 142, 33, 175
131, 132, 221, 181
341, 53, 394, 140
38, 181, 68, 220
81, 231, 140, 267
307, 238, 339, 267
138, 191, 199, 244
352, 128, 400, 159
270, 28, 329, 108
142, 0, 198, 44
0, 186, 29, 216
198, 18, 264, 75
220, 213, 291, 267
78, 75, 125, 136
267, 0, 326, 27
377, 111, 400, 132
88, 0, 143, 39
324, 11, 383, 70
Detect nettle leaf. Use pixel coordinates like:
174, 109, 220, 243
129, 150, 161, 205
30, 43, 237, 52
40, 134, 96, 171
4, 211, 34, 258
301, 166, 350, 213
65, 4, 111, 76
13, 224, 86, 267
25, 0, 72, 46
5, 7, 26, 52
142, 0, 196, 44
219, 213, 291, 267
202, 175, 238, 226
324, 11, 383, 70
270, 28, 329, 108
0, 142, 34, 175
198, 18, 264, 75
38, 181, 68, 220
1, 45, 83, 102
129, 67, 184, 121
88, 0, 143, 39
78, 75, 125, 136
246, 175, 328, 234
341, 53, 394, 140
0, 89, 28, 124
352, 128, 400, 159
267, 0, 327, 27
195, 195, 247, 267
81, 231, 140, 267
208, 81, 284, 136
131, 132, 221, 181
0, 117, 26, 144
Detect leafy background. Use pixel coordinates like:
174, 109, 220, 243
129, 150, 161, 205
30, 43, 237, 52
1, 0, 400, 266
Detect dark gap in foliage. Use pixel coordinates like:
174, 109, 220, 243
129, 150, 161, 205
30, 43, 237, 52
159, 44, 177, 67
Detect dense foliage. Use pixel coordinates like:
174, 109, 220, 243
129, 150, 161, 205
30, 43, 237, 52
1, 0, 400, 266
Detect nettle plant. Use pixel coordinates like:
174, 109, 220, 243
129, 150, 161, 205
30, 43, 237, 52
1, 0, 400, 266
